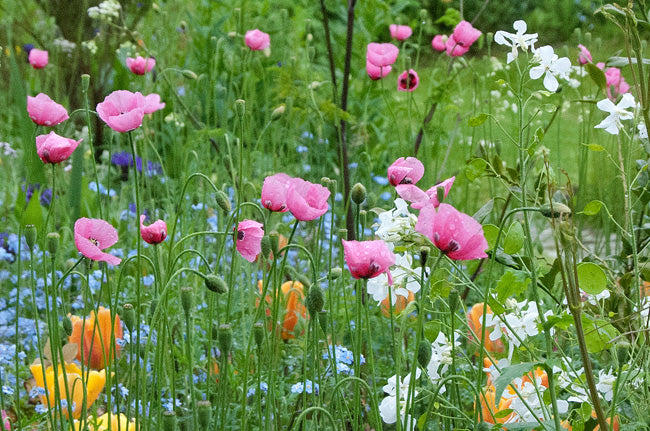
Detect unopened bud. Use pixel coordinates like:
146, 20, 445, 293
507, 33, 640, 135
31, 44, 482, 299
197, 400, 212, 428
305, 285, 324, 317
25, 225, 37, 249
180, 286, 193, 316
182, 69, 197, 80
268, 232, 280, 258
351, 183, 367, 205
228, 31, 237, 38
417, 341, 432, 369
449, 289, 460, 313
540, 202, 571, 218
204, 274, 228, 294
253, 322, 264, 348
419, 9, 428, 20
122, 303, 136, 332
162, 410, 177, 431
329, 267, 342, 280
320, 177, 331, 186
234, 99, 246, 118
486, 32, 493, 48
47, 232, 60, 255
81, 74, 90, 92
218, 324, 233, 356
318, 310, 328, 334
214, 190, 231, 213
271, 104, 285, 121
63, 316, 73, 337
260, 236, 272, 260
149, 299, 158, 321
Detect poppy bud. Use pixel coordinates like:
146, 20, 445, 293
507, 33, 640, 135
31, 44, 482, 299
234, 99, 246, 118
419, 9, 427, 20
318, 310, 328, 334
420, 246, 429, 265
122, 303, 136, 332
320, 177, 331, 186
268, 232, 280, 259
540, 202, 571, 218
584, 32, 592, 46
81, 74, 90, 92
417, 341, 432, 369
329, 267, 342, 280
253, 322, 264, 348
351, 183, 367, 205
218, 324, 233, 356
25, 225, 37, 249
162, 410, 177, 431
305, 285, 324, 317
180, 286, 193, 316
46, 232, 60, 255
214, 190, 231, 213
197, 400, 212, 428
486, 32, 493, 48
271, 104, 285, 121
149, 299, 158, 321
260, 236, 272, 260
182, 69, 197, 80
62, 315, 73, 337
449, 289, 459, 314
204, 274, 228, 294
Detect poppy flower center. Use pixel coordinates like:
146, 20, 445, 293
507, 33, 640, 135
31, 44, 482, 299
237, 230, 245, 241
89, 237, 100, 247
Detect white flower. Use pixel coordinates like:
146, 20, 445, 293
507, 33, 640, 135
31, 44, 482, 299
379, 369, 421, 429
494, 20, 538, 64
427, 332, 461, 388
595, 93, 636, 135
529, 46, 572, 92
88, 0, 121, 22
367, 253, 420, 304
374, 198, 418, 243
596, 370, 617, 402
639, 123, 648, 140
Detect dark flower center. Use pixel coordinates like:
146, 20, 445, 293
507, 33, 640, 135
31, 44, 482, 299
237, 231, 245, 241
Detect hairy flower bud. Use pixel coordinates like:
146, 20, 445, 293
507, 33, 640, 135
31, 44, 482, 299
204, 274, 228, 294
218, 324, 233, 356
62, 315, 73, 337
305, 285, 324, 317
81, 74, 90, 92
417, 341, 432, 369
253, 322, 264, 348
329, 267, 342, 280
351, 183, 367, 205
260, 236, 272, 260
25, 225, 37, 249
197, 400, 212, 428
122, 303, 136, 332
180, 286, 193, 316
182, 69, 198, 80
214, 190, 232, 213
271, 104, 285, 121
318, 310, 328, 334
162, 410, 177, 431
46, 232, 60, 255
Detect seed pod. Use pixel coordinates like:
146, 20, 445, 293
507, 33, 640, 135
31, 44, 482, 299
417, 341, 432, 369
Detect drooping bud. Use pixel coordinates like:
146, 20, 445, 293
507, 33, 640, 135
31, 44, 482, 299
253, 322, 264, 348
214, 190, 231, 213
234, 99, 246, 118
62, 316, 73, 337
197, 400, 212, 428
180, 286, 193, 316
122, 303, 136, 332
271, 104, 285, 121
46, 232, 60, 255
540, 202, 571, 218
260, 236, 272, 260
204, 274, 228, 294
218, 324, 233, 356
182, 69, 198, 80
329, 267, 342, 280
417, 341, 432, 369
351, 183, 367, 205
305, 285, 324, 317
25, 225, 37, 249
318, 310, 328, 335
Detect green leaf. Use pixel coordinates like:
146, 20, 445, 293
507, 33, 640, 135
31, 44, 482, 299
468, 113, 488, 127
582, 315, 619, 353
494, 362, 535, 402
543, 313, 574, 331
494, 408, 513, 418
482, 224, 499, 252
585, 62, 607, 91
496, 271, 530, 302
465, 158, 487, 181
473, 199, 494, 223
577, 262, 607, 294
503, 221, 525, 255
582, 200, 603, 216
587, 144, 605, 151
21, 190, 44, 229
487, 295, 505, 315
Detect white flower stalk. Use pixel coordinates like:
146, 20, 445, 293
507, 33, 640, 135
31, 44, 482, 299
595, 93, 636, 135
529, 46, 571, 92
494, 20, 538, 63
367, 253, 420, 304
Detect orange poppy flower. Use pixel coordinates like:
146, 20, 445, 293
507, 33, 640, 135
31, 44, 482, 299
68, 307, 123, 369
380, 291, 415, 317
73, 413, 136, 431
29, 362, 105, 419
257, 280, 307, 339
467, 303, 505, 354
479, 385, 514, 424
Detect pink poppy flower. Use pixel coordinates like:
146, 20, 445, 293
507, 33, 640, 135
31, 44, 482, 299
389, 24, 412, 41
126, 56, 156, 75
577, 44, 592, 65
28, 49, 48, 69
1, 410, 8, 430
431, 35, 447, 52
397, 69, 419, 92
366, 43, 399, 68
35, 132, 81, 164
366, 61, 392, 80
387, 157, 424, 186
342, 239, 395, 280
445, 35, 470, 57
396, 176, 455, 209
245, 29, 271, 51
143, 93, 165, 114
27, 93, 69, 126
262, 173, 292, 212
604, 67, 630, 100
140, 214, 167, 245
74, 218, 122, 265
286, 177, 330, 221
236, 219, 264, 262
96, 90, 146, 133
452, 20, 482, 47
415, 203, 488, 260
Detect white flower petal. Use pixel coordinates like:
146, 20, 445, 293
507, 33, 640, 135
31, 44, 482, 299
543, 72, 559, 92
513, 20, 527, 33
529, 66, 545, 80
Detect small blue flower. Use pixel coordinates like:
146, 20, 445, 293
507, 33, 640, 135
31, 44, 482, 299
373, 175, 389, 186
296, 145, 308, 153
